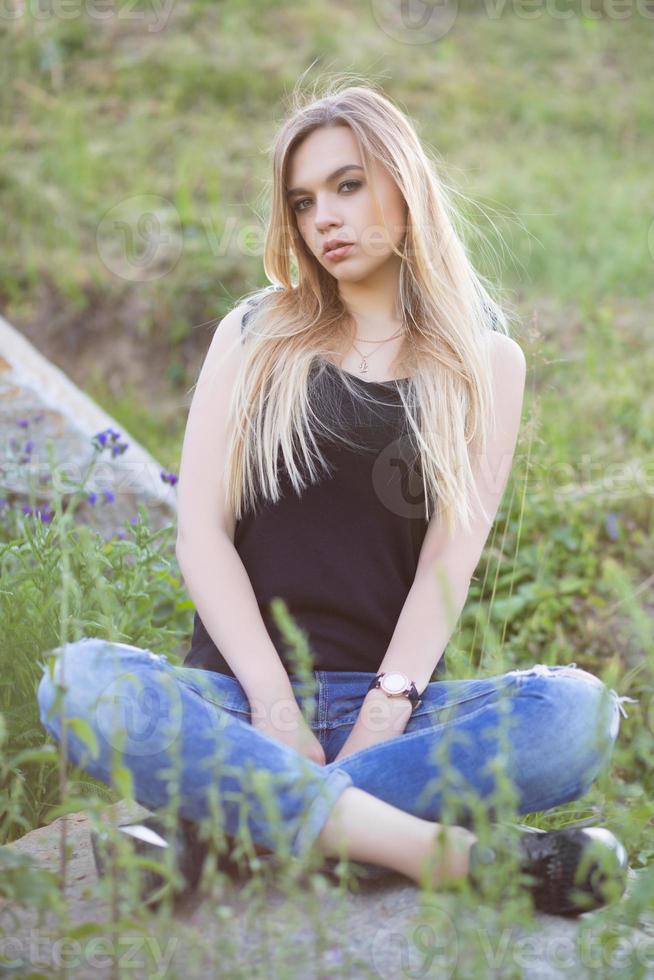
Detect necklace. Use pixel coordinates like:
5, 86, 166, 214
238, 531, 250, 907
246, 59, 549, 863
349, 328, 405, 377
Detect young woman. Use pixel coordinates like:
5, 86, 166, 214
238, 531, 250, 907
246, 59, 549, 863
37, 82, 633, 915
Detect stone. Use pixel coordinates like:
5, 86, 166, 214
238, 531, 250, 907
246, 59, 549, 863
0, 798, 649, 978
0, 315, 176, 541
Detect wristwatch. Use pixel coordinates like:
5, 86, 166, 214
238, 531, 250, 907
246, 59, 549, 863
367, 671, 422, 710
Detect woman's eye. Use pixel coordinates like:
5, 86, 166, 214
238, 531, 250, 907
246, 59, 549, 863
293, 180, 361, 213
340, 179, 361, 193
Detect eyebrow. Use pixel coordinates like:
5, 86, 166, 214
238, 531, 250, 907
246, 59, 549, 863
286, 164, 364, 199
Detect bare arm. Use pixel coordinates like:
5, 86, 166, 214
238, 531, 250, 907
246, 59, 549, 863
175, 303, 294, 707
377, 333, 527, 691
335, 333, 527, 753
176, 539, 294, 706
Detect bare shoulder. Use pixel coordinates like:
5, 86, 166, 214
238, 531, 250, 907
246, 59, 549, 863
176, 286, 283, 547
486, 331, 527, 394
176, 300, 253, 548
193, 300, 252, 392
209, 299, 252, 356
204, 285, 281, 364
196, 285, 283, 392
488, 330, 526, 367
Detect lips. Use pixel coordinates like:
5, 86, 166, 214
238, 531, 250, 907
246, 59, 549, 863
322, 242, 355, 263
322, 239, 353, 255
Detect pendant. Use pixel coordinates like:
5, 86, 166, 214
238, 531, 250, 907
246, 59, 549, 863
359, 357, 368, 374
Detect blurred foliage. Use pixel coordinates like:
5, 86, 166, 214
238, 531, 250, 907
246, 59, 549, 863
0, 1, 653, 969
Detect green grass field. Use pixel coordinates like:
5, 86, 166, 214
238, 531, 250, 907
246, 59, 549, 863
1, 3, 653, 975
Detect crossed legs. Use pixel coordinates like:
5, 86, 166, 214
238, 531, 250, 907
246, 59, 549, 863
313, 666, 621, 883
36, 644, 620, 886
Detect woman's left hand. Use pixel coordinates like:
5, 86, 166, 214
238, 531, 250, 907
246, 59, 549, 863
332, 691, 413, 762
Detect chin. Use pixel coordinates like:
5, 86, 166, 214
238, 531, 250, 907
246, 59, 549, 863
329, 270, 369, 285
332, 261, 384, 284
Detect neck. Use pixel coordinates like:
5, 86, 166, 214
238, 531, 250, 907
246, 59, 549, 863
337, 256, 403, 342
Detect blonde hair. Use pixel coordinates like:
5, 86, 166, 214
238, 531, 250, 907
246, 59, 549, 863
220, 78, 514, 538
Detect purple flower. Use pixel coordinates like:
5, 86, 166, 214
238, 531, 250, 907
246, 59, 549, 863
0, 498, 8, 508
103, 489, 115, 503
20, 503, 54, 522
130, 516, 138, 525
160, 471, 179, 486
87, 492, 98, 505
24, 440, 35, 453
605, 512, 620, 541
17, 418, 30, 429
93, 427, 123, 451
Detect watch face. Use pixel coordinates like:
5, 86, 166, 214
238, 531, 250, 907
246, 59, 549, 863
381, 671, 409, 695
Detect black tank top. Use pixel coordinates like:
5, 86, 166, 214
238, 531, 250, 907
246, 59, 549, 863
183, 296, 447, 680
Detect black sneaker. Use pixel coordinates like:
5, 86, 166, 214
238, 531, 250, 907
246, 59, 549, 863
468, 822, 629, 917
90, 814, 208, 906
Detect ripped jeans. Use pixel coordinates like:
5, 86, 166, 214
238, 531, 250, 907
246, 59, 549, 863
36, 638, 637, 867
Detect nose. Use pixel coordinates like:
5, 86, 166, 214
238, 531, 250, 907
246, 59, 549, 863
312, 196, 347, 233
315, 217, 343, 239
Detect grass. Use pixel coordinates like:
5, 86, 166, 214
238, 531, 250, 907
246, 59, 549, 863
1, 1, 653, 976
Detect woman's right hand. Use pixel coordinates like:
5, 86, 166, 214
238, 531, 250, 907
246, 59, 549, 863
250, 699, 326, 766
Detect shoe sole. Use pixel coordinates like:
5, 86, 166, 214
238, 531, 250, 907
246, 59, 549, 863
90, 821, 199, 907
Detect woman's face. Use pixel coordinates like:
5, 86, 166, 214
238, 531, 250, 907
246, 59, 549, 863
286, 125, 407, 283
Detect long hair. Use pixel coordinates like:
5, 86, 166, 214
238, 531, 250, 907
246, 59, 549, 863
218, 78, 515, 538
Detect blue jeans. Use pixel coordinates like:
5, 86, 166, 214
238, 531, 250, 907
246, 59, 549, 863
36, 638, 635, 866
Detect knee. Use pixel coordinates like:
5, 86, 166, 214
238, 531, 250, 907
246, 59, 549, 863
561, 668, 621, 790
563, 667, 617, 737
36, 638, 187, 771
36, 637, 119, 734
37, 638, 90, 733
558, 665, 604, 688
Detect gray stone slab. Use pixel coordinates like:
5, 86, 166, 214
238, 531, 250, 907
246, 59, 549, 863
0, 315, 176, 540
1, 800, 651, 979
